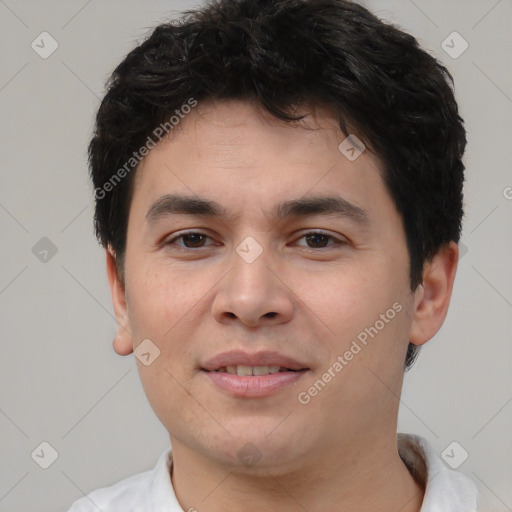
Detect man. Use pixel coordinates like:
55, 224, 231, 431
68, 0, 479, 510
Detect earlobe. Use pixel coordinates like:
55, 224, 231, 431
409, 241, 459, 347
112, 331, 134, 356
106, 246, 134, 356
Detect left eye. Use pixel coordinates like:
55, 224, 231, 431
165, 231, 342, 249
165, 232, 215, 248
294, 232, 342, 249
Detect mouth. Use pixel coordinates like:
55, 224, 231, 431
200, 351, 309, 398
201, 349, 308, 373
205, 365, 305, 376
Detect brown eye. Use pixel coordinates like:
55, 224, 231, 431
181, 233, 207, 248
295, 231, 344, 249
165, 231, 214, 249
305, 233, 331, 248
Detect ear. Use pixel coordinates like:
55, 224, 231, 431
106, 246, 134, 356
409, 241, 459, 346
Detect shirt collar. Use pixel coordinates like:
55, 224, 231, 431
398, 433, 479, 511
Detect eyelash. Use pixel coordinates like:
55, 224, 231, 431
164, 230, 346, 250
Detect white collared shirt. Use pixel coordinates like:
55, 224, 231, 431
66, 433, 479, 511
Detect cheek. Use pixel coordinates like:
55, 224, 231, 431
126, 262, 211, 343
299, 262, 401, 333
125, 265, 211, 426
300, 255, 411, 371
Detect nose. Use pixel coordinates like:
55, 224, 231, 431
211, 246, 294, 328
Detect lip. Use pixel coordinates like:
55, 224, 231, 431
201, 350, 308, 372
203, 370, 308, 398
200, 349, 309, 398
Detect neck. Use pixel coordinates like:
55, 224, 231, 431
170, 433, 424, 512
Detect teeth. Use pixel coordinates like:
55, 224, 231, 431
213, 365, 294, 375
252, 365, 270, 376
210, 364, 291, 377
236, 365, 253, 376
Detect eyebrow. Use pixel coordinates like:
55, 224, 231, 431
145, 193, 369, 226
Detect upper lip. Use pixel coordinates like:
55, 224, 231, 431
201, 350, 308, 371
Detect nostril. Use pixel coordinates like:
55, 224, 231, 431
264, 312, 277, 318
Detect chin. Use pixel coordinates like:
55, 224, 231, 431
207, 421, 311, 471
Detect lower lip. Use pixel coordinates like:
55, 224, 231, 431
202, 370, 307, 398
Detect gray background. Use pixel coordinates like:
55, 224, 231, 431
0, 1, 511, 511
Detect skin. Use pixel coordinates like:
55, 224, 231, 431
106, 99, 459, 512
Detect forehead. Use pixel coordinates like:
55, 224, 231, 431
139, 99, 364, 172
129, 98, 389, 222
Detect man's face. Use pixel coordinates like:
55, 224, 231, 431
116, 99, 418, 471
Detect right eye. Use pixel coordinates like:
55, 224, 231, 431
164, 231, 218, 249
